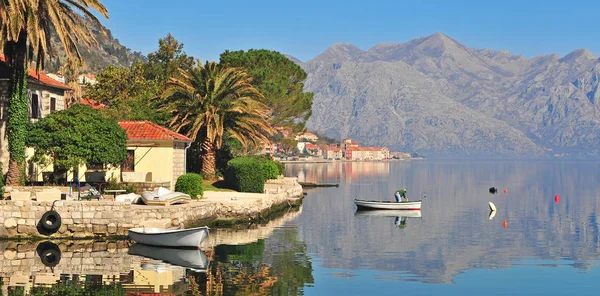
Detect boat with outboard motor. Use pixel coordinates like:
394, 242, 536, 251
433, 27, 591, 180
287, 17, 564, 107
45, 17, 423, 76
354, 199, 422, 210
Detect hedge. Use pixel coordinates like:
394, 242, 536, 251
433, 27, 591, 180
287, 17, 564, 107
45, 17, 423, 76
275, 161, 285, 176
225, 157, 265, 193
261, 160, 280, 180
248, 155, 285, 178
175, 173, 203, 198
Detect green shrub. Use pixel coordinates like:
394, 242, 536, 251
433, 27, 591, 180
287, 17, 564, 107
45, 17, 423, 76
275, 160, 285, 176
261, 160, 280, 180
225, 157, 265, 193
175, 173, 204, 199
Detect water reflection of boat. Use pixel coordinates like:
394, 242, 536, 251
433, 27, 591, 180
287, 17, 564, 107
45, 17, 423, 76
354, 210, 422, 218
128, 243, 209, 272
355, 210, 422, 229
354, 199, 422, 210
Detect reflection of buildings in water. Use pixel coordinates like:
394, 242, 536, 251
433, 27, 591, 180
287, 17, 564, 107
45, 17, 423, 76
121, 263, 188, 294
288, 162, 392, 183
0, 240, 189, 295
344, 162, 390, 183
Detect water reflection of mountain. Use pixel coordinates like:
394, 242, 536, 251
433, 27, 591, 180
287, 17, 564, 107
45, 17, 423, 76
288, 161, 600, 283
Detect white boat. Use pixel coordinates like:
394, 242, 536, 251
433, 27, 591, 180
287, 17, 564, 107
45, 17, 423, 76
354, 199, 422, 210
128, 226, 210, 248
128, 243, 209, 272
354, 209, 422, 218
140, 187, 191, 206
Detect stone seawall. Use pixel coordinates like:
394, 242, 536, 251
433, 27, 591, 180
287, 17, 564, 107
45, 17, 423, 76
0, 240, 137, 276
0, 179, 303, 239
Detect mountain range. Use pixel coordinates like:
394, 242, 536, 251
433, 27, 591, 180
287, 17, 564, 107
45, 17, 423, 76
292, 33, 600, 158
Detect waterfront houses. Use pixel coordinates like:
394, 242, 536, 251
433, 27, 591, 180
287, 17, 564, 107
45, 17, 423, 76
324, 146, 342, 160
305, 143, 322, 157
340, 138, 389, 160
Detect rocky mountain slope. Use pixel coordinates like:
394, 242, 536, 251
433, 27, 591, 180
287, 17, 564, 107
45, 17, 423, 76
296, 33, 600, 158
45, 16, 144, 74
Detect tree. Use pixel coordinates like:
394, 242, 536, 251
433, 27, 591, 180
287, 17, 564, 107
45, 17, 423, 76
0, 0, 109, 185
278, 138, 298, 155
27, 104, 127, 182
84, 34, 192, 125
85, 62, 168, 124
160, 60, 275, 178
220, 49, 314, 131
145, 33, 194, 85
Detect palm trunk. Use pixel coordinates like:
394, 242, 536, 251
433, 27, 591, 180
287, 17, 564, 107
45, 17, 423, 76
200, 138, 216, 179
5, 34, 29, 186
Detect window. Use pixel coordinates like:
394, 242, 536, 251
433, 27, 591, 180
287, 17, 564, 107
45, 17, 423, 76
121, 150, 135, 172
50, 97, 56, 112
31, 94, 39, 119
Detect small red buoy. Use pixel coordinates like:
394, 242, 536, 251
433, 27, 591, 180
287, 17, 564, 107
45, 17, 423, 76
554, 195, 560, 203
503, 219, 508, 229
504, 189, 508, 194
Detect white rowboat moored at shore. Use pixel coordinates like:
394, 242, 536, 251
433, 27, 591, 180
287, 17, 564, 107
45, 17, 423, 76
128, 226, 209, 248
354, 199, 422, 210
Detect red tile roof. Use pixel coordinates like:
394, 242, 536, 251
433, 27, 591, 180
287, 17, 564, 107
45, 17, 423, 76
80, 99, 106, 110
305, 143, 320, 150
347, 147, 384, 151
325, 146, 341, 152
0, 54, 70, 89
118, 120, 192, 142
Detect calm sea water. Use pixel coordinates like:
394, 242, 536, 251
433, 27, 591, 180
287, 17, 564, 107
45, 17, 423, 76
2, 161, 600, 295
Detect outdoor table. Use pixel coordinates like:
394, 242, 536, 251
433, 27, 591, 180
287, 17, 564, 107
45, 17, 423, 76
103, 189, 126, 201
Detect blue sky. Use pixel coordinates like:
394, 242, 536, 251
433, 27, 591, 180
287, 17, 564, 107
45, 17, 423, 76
100, 0, 599, 62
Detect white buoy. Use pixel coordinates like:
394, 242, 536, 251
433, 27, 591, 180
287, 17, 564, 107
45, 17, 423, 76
488, 201, 497, 212
488, 209, 496, 220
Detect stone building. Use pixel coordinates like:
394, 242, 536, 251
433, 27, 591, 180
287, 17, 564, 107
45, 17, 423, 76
0, 55, 70, 174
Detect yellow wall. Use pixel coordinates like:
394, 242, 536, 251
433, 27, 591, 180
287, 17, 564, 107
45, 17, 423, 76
26, 140, 184, 190
130, 141, 174, 184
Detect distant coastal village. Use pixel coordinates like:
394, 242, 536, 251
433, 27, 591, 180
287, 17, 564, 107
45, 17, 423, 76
261, 131, 416, 162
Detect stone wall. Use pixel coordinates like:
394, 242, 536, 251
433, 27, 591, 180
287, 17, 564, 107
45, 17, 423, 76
0, 180, 303, 238
0, 240, 138, 277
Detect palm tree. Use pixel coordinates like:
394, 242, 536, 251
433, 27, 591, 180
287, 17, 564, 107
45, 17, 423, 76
161, 60, 275, 178
0, 0, 108, 185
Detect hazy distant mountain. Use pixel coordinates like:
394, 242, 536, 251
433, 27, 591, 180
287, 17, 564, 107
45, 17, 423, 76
298, 32, 600, 158
283, 54, 303, 65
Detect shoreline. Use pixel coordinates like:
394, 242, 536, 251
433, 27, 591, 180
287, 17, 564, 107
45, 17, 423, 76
0, 178, 304, 240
